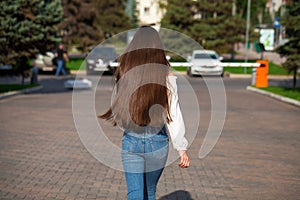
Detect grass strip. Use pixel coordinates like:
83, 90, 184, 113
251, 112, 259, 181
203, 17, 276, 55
66, 58, 85, 71
223, 62, 288, 75
171, 66, 187, 72
260, 86, 300, 101
268, 62, 289, 75
0, 84, 39, 93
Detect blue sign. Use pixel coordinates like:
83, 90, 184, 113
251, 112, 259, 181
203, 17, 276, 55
274, 17, 280, 28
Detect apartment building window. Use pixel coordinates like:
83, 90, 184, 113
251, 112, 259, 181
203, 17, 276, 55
144, 7, 150, 15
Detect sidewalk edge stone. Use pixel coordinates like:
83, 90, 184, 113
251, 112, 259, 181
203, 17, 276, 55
229, 73, 251, 78
70, 70, 85, 75
246, 86, 300, 108
229, 73, 294, 79
0, 85, 43, 100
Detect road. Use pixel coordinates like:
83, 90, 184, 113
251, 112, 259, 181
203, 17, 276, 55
0, 74, 299, 200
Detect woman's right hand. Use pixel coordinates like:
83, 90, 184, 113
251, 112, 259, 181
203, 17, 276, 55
178, 150, 190, 168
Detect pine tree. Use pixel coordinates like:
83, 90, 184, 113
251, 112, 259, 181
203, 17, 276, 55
161, 0, 195, 34
219, 16, 246, 59
0, 0, 63, 74
236, 0, 269, 25
159, 0, 200, 55
276, 2, 300, 88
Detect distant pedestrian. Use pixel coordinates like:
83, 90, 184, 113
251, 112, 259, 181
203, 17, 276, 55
55, 44, 69, 76
99, 26, 190, 200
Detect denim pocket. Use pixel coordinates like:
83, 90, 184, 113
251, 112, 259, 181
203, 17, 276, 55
122, 134, 139, 153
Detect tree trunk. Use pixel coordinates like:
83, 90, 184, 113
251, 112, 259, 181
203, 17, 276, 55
21, 74, 25, 85
293, 68, 297, 89
230, 42, 235, 60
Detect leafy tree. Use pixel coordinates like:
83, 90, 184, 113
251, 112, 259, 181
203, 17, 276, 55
96, 0, 131, 36
60, 0, 131, 51
161, 0, 248, 58
276, 2, 300, 88
0, 0, 62, 79
59, 0, 103, 52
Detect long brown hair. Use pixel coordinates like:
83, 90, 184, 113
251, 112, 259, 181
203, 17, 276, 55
99, 26, 172, 131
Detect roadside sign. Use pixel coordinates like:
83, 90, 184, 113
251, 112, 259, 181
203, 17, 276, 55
259, 29, 275, 51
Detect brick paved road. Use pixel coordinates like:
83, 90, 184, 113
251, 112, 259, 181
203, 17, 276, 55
0, 75, 299, 200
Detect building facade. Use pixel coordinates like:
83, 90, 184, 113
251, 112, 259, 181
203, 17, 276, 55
135, 0, 166, 30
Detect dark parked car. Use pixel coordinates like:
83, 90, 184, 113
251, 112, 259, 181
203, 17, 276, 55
86, 46, 117, 75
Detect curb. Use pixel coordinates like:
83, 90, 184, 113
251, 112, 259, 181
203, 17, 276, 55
0, 85, 43, 100
268, 75, 295, 79
246, 86, 300, 108
70, 70, 85, 75
229, 74, 294, 79
228, 73, 251, 78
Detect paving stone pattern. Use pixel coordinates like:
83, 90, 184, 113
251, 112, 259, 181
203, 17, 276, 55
0, 76, 300, 200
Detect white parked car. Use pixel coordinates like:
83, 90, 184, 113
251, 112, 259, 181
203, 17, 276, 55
33, 52, 56, 72
187, 50, 224, 76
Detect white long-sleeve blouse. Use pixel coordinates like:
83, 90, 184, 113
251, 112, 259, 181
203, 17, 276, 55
166, 75, 188, 152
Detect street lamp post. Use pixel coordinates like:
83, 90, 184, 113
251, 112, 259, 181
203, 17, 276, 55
244, 0, 251, 73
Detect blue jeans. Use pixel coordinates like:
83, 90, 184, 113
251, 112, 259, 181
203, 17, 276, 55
122, 126, 169, 200
55, 59, 66, 76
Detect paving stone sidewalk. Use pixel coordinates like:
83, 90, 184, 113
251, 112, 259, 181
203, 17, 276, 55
0, 76, 299, 200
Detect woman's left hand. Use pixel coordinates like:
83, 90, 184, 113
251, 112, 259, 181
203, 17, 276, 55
178, 151, 190, 168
